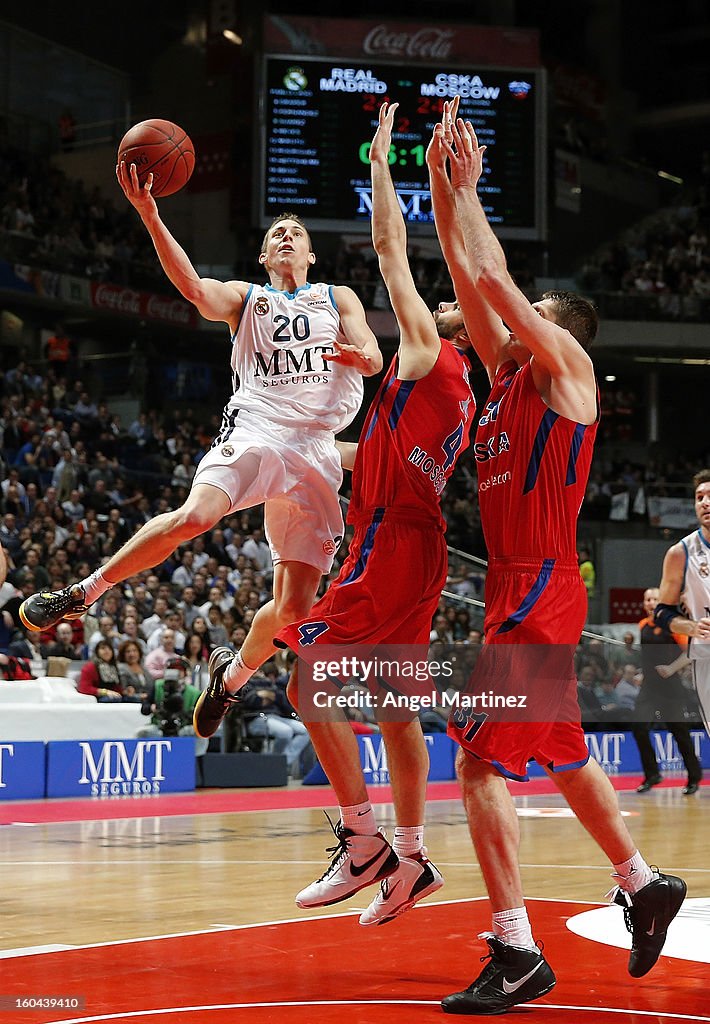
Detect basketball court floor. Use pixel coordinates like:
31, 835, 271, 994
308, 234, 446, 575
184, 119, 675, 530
1, 775, 707, 1023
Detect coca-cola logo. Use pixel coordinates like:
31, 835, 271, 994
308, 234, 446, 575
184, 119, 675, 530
145, 294, 191, 325
363, 24, 455, 59
93, 284, 140, 315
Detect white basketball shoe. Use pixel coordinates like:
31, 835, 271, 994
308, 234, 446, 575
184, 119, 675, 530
359, 849, 444, 926
296, 819, 399, 909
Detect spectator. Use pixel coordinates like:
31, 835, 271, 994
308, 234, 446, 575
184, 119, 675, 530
615, 665, 643, 711
241, 662, 311, 777
117, 640, 151, 702
577, 546, 596, 598
42, 621, 83, 660
143, 628, 180, 679
78, 639, 122, 701
184, 631, 210, 689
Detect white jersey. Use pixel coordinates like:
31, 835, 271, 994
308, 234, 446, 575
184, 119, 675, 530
680, 528, 710, 659
228, 282, 364, 432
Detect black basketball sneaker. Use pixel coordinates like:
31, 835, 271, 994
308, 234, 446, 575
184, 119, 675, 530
19, 584, 89, 631
442, 933, 556, 1015
613, 870, 687, 977
193, 646, 241, 739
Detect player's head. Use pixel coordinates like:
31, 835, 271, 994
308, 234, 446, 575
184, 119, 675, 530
693, 469, 710, 527
433, 300, 471, 350
533, 291, 599, 351
643, 587, 659, 615
259, 214, 315, 274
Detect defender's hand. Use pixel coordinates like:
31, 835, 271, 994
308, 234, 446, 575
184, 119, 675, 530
369, 101, 399, 164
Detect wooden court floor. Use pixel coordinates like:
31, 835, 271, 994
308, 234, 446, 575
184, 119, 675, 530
0, 780, 708, 1023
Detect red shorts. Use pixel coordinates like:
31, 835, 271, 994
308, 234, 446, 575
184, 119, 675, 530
276, 508, 447, 651
448, 558, 589, 781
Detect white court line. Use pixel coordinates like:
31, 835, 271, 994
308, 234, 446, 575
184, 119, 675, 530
3, 859, 709, 874
42, 1000, 710, 1024
0, 898, 486, 960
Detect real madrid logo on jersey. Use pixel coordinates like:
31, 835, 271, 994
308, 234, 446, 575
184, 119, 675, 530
221, 445, 234, 457
700, 562, 709, 578
254, 297, 269, 316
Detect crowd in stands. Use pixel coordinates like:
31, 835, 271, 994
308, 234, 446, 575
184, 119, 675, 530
574, 634, 702, 728
0, 137, 161, 288
578, 198, 710, 320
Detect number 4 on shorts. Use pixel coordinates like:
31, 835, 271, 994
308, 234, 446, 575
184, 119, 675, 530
298, 621, 330, 646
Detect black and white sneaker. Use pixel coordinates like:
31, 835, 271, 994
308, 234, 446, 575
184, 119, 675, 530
20, 584, 89, 631
442, 933, 556, 1016
359, 849, 443, 926
613, 870, 687, 977
296, 817, 399, 909
192, 646, 241, 739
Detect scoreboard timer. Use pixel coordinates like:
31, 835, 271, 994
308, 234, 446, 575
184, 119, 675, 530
259, 55, 546, 239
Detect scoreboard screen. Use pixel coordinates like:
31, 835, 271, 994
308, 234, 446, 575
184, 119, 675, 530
259, 55, 546, 238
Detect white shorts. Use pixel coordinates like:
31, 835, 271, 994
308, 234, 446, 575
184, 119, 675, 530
192, 411, 344, 574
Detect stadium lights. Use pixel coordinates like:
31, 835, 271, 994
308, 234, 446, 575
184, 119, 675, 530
604, 375, 616, 382
223, 29, 243, 45
657, 170, 683, 184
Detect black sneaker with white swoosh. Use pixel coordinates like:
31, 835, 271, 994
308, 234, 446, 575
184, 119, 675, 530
442, 933, 555, 1015
613, 869, 687, 977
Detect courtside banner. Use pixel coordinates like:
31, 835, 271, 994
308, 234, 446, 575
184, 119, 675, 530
0, 742, 46, 800
46, 738, 196, 798
359, 733, 456, 786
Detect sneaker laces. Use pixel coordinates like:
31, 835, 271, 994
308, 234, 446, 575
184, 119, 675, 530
315, 811, 352, 883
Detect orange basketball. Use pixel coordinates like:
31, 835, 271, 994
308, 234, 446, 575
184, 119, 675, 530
117, 118, 195, 198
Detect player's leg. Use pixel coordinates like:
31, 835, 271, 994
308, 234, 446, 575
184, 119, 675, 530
668, 722, 702, 793
359, 717, 443, 926
546, 755, 686, 977
20, 483, 230, 631
286, 663, 398, 908
442, 747, 555, 1014
194, 560, 322, 739
237, 560, 322, 680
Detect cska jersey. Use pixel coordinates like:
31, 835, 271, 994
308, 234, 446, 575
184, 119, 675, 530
476, 360, 598, 562
229, 282, 363, 433
349, 341, 474, 527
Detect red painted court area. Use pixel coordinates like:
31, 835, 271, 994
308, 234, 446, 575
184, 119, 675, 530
8, 899, 707, 1024
0, 774, 701, 825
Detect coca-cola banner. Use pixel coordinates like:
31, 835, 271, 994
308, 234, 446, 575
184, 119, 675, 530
89, 283, 199, 329
265, 15, 540, 66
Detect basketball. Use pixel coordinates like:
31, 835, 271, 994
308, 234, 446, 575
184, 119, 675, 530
117, 118, 195, 198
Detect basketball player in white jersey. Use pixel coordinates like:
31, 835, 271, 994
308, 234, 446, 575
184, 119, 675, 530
655, 468, 710, 733
20, 162, 382, 737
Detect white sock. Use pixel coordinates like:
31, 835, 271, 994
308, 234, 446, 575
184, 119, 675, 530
80, 567, 113, 605
340, 801, 377, 835
612, 850, 654, 894
223, 651, 257, 694
492, 907, 536, 950
393, 825, 424, 859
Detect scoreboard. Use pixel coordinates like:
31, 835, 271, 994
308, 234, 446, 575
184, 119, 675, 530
259, 55, 546, 239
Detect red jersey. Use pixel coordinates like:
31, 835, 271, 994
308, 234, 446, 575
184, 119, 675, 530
349, 341, 474, 527
475, 360, 597, 561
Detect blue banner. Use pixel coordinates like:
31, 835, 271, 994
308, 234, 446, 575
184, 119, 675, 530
0, 742, 46, 800
46, 738, 196, 798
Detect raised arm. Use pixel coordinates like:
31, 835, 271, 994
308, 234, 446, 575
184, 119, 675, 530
117, 161, 248, 331
328, 286, 383, 377
370, 102, 441, 379
443, 116, 596, 421
427, 99, 509, 382
656, 543, 710, 639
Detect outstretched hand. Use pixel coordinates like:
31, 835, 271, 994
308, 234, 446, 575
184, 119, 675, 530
426, 96, 460, 171
322, 340, 375, 374
369, 101, 399, 164
116, 160, 158, 217
439, 112, 487, 191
